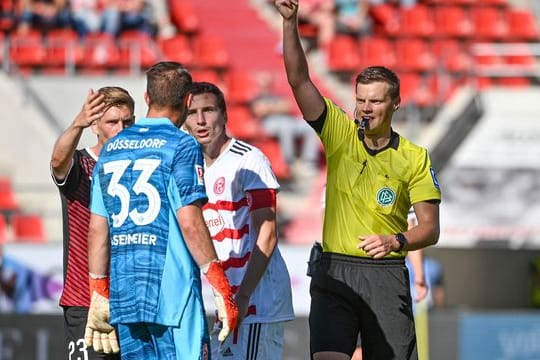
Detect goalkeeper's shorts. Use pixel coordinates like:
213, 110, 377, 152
117, 321, 210, 360
63, 306, 120, 360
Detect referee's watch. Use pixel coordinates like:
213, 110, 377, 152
395, 233, 408, 252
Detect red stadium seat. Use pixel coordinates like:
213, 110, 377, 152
190, 69, 221, 84
0, 177, 18, 213
158, 34, 194, 66
0, 213, 7, 244
9, 30, 46, 68
358, 37, 396, 69
498, 77, 531, 87
12, 213, 46, 243
192, 34, 229, 70
394, 38, 435, 72
327, 35, 360, 73
431, 39, 474, 73
369, 3, 399, 37
226, 105, 266, 140
250, 138, 291, 180
169, 0, 199, 34
507, 9, 539, 41
80, 33, 120, 69
45, 28, 84, 68
470, 6, 508, 41
117, 30, 160, 70
398, 4, 435, 38
433, 6, 474, 38
224, 70, 259, 105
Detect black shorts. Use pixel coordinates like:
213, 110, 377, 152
64, 306, 120, 360
309, 253, 417, 360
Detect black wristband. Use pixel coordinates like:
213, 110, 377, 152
395, 233, 408, 252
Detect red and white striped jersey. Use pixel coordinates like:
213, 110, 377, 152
202, 139, 294, 324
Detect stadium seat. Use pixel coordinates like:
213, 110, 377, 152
0, 213, 6, 244
223, 70, 259, 105
190, 69, 221, 84
327, 35, 360, 74
192, 34, 229, 70
157, 34, 194, 66
394, 38, 435, 72
117, 30, 160, 70
507, 9, 540, 41
369, 3, 399, 37
12, 213, 46, 243
80, 33, 120, 70
45, 28, 84, 68
169, 0, 199, 34
8, 30, 46, 68
398, 4, 435, 38
250, 138, 291, 180
477, 0, 507, 6
431, 39, 474, 73
0, 177, 18, 213
498, 77, 531, 87
358, 37, 396, 69
433, 6, 474, 38
226, 105, 266, 140
470, 6, 508, 41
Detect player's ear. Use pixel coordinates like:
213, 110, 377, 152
144, 92, 149, 106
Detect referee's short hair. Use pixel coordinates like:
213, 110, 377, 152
355, 66, 400, 100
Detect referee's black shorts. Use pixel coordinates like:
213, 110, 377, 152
309, 252, 417, 360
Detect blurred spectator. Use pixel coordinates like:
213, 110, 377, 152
115, 0, 156, 36
0, 248, 32, 313
296, 0, 334, 48
17, 0, 72, 34
334, 0, 371, 38
70, 0, 118, 37
250, 72, 320, 176
147, 0, 175, 39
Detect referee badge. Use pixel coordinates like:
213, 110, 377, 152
376, 187, 396, 206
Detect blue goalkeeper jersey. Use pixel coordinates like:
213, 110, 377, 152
90, 117, 208, 326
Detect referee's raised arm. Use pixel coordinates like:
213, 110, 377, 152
275, 0, 325, 122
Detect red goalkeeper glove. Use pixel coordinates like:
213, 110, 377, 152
84, 275, 119, 354
203, 260, 238, 342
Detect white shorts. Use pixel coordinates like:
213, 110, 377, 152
211, 321, 285, 360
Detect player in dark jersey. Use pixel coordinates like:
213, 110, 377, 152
51, 86, 135, 359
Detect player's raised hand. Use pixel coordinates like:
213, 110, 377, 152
73, 89, 105, 129
275, 0, 299, 19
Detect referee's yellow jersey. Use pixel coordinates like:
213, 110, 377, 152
319, 98, 441, 258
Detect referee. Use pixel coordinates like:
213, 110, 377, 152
275, 1, 441, 359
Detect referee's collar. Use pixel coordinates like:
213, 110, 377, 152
360, 129, 400, 156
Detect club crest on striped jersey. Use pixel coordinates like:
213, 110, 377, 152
214, 176, 226, 195
195, 164, 204, 186
203, 208, 224, 237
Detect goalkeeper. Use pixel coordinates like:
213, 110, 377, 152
85, 61, 238, 359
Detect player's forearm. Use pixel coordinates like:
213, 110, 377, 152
50, 124, 85, 179
236, 217, 277, 298
178, 205, 219, 267
407, 250, 425, 283
282, 16, 310, 89
402, 221, 439, 251
87, 214, 111, 276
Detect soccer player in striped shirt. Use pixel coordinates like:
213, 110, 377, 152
182, 82, 295, 359
51, 86, 135, 359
